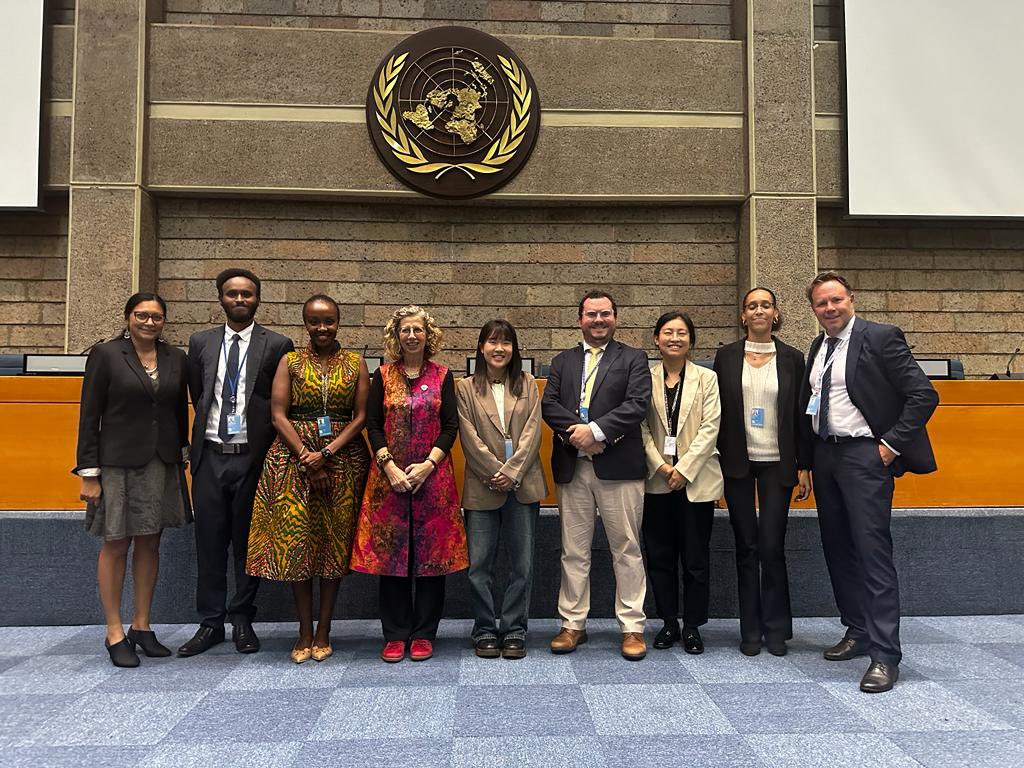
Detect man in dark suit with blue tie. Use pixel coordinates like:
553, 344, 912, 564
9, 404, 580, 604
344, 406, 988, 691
801, 271, 938, 692
178, 268, 293, 657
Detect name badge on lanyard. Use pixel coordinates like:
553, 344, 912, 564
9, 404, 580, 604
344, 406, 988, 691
504, 437, 514, 461
805, 394, 820, 416
751, 407, 765, 428
579, 406, 589, 423
317, 415, 332, 437
226, 413, 242, 435
663, 436, 677, 455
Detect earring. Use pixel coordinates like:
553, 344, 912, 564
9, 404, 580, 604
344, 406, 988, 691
123, 328, 130, 339
772, 317, 779, 325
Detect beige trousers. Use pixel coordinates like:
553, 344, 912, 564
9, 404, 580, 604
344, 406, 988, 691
556, 458, 647, 633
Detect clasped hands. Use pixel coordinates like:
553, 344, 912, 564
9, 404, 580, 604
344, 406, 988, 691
297, 448, 330, 493
385, 460, 434, 494
657, 463, 687, 491
565, 423, 605, 457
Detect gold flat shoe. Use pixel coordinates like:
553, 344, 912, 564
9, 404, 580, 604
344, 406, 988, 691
291, 645, 313, 664
311, 644, 333, 662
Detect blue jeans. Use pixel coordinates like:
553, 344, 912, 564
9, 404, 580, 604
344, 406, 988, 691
464, 497, 540, 641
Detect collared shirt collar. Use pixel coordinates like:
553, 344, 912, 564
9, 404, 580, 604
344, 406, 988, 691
224, 322, 255, 342
581, 340, 610, 352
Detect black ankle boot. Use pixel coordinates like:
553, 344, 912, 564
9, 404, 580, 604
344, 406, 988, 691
105, 636, 140, 668
127, 627, 172, 657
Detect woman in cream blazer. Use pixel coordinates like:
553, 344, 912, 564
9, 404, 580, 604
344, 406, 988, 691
641, 311, 723, 655
456, 320, 547, 660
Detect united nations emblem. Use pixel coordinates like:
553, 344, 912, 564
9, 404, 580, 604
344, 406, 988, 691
366, 26, 541, 199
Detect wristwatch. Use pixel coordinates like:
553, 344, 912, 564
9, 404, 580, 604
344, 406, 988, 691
320, 446, 333, 460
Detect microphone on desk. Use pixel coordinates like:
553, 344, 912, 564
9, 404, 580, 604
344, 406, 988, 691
1007, 347, 1021, 377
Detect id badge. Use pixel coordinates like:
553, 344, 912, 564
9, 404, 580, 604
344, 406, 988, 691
751, 407, 765, 428
579, 406, 589, 423
226, 413, 242, 435
504, 438, 514, 461
805, 394, 820, 416
317, 415, 332, 437
663, 436, 677, 455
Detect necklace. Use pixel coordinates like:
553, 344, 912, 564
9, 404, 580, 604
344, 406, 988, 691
744, 340, 776, 354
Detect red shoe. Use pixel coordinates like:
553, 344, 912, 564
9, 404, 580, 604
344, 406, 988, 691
409, 638, 433, 661
381, 640, 405, 663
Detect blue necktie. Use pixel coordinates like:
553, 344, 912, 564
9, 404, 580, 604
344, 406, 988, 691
817, 336, 840, 440
218, 333, 241, 442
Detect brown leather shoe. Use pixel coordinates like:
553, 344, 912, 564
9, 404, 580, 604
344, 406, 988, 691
621, 632, 647, 661
550, 628, 587, 654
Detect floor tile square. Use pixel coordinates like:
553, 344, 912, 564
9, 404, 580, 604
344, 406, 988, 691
165, 689, 329, 742
705, 683, 875, 734
569, 649, 697, 685
24, 691, 203, 747
944, 678, 1024, 728
0, 695, 69, 748
140, 741, 302, 768
298, 738, 453, 767
336, 655, 461, 687
0, 654, 117, 694
215, 650, 354, 690
902, 642, 1024, 681
600, 735, 763, 768
745, 733, 919, 768
453, 735, 607, 768
889, 731, 1024, 768
0, 627, 87, 657
310, 685, 457, 740
918, 616, 1024, 643
674, 646, 811, 684
458, 650, 576, 685
823, 680, 1013, 732
982, 642, 1024, 669
92, 654, 242, 692
455, 685, 593, 737
582, 683, 734, 736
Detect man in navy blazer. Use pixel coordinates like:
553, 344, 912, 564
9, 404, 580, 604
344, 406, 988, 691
801, 270, 938, 693
542, 290, 652, 660
177, 268, 293, 657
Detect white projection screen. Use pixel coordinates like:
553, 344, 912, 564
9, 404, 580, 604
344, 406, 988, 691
0, 1, 45, 209
844, 0, 1024, 218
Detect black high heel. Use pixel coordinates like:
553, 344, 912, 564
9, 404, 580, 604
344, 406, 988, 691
127, 627, 172, 657
105, 636, 140, 668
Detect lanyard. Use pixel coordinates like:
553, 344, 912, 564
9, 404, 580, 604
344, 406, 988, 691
662, 377, 681, 436
579, 347, 601, 406
221, 334, 250, 411
812, 336, 847, 394
314, 351, 335, 415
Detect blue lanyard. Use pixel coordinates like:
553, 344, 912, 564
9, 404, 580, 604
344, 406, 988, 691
221, 334, 250, 410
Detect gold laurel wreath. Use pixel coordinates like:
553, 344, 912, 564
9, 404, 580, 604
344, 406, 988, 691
373, 51, 533, 180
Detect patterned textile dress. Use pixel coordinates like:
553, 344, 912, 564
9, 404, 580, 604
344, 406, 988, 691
247, 348, 370, 580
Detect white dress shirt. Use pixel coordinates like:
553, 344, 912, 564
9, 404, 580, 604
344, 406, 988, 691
205, 322, 254, 444
809, 316, 872, 440
490, 381, 506, 434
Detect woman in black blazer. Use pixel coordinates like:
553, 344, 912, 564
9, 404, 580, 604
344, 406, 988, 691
75, 293, 192, 667
713, 288, 811, 657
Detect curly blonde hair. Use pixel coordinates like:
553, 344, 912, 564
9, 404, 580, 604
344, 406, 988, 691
383, 305, 444, 361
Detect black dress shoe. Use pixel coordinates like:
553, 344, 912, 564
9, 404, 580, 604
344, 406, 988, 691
177, 625, 225, 657
740, 641, 762, 656
860, 661, 899, 693
501, 637, 526, 660
653, 624, 681, 650
766, 641, 787, 657
475, 637, 500, 658
232, 618, 260, 654
823, 637, 870, 661
682, 627, 704, 655
127, 627, 171, 658
105, 636, 140, 668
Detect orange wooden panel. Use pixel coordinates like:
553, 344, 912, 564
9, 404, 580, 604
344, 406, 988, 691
1, 377, 1022, 510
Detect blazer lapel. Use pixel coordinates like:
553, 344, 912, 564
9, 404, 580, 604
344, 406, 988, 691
775, 338, 791, 417
244, 325, 268, 403
845, 318, 866, 394
675, 360, 700, 437
589, 340, 621, 401
567, 345, 584, 410
476, 381, 506, 436
650, 363, 666, 427
502, 385, 517, 434
121, 337, 156, 400
202, 328, 220, 405
156, 342, 177, 398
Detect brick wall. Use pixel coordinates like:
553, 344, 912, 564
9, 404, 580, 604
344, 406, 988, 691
817, 206, 1024, 378
0, 197, 69, 354
162, 0, 733, 39
156, 198, 740, 368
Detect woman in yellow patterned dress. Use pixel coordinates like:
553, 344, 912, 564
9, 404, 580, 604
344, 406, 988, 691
246, 294, 370, 663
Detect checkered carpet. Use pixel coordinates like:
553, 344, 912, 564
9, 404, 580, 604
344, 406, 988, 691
1, 616, 1022, 767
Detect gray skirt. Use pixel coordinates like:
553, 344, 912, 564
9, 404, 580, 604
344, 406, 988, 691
85, 456, 193, 540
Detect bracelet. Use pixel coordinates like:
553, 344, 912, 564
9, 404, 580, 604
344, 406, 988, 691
425, 457, 437, 470
376, 451, 394, 470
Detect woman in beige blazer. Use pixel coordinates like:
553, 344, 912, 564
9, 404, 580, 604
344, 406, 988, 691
641, 311, 724, 655
456, 320, 548, 660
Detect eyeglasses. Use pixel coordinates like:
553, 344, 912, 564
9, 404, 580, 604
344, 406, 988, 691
133, 311, 165, 323
583, 310, 615, 320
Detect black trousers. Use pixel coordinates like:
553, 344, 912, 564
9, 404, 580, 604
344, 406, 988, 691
191, 448, 262, 629
723, 462, 794, 644
379, 575, 446, 642
641, 491, 715, 628
813, 437, 901, 666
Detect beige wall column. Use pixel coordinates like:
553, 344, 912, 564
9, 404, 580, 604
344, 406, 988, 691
735, 0, 819, 345
65, 0, 160, 352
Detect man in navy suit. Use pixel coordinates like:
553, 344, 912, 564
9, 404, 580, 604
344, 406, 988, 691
177, 268, 293, 657
542, 290, 652, 660
801, 271, 938, 693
